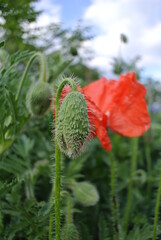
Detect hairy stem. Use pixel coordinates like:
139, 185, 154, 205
123, 137, 138, 237
66, 194, 72, 224
152, 167, 161, 240
109, 152, 119, 240
144, 136, 152, 200
54, 141, 61, 240
49, 78, 78, 240
15, 52, 47, 102
49, 183, 55, 240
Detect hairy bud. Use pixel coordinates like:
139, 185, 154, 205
61, 223, 79, 240
26, 82, 52, 116
73, 181, 99, 206
56, 91, 89, 158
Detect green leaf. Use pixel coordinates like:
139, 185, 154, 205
98, 215, 110, 240
0, 41, 5, 48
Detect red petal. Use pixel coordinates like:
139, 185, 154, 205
83, 72, 150, 137
95, 124, 112, 150
83, 77, 117, 113
85, 96, 112, 150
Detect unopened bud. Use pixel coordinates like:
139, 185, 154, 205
73, 181, 99, 206
26, 82, 52, 116
56, 92, 89, 158
70, 47, 78, 56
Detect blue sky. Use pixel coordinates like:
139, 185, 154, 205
34, 0, 161, 81
54, 0, 91, 24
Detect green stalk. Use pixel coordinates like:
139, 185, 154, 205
54, 141, 61, 240
49, 183, 55, 240
66, 194, 72, 224
15, 52, 47, 102
144, 136, 152, 199
152, 168, 161, 240
49, 78, 78, 240
109, 152, 119, 240
123, 137, 138, 237
25, 173, 35, 200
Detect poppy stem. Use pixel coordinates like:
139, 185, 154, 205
66, 193, 72, 225
123, 137, 138, 237
152, 167, 161, 240
144, 136, 152, 200
49, 79, 78, 240
109, 152, 120, 240
15, 52, 47, 102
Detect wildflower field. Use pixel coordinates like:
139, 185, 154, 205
0, 1, 161, 240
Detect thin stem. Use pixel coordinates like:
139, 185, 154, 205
49, 78, 78, 240
25, 174, 35, 200
144, 136, 152, 199
49, 183, 55, 240
152, 167, 161, 240
15, 52, 47, 102
55, 78, 77, 113
5, 89, 17, 135
66, 194, 72, 224
54, 141, 61, 240
123, 137, 138, 237
109, 152, 119, 240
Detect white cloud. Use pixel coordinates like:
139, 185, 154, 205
83, 0, 161, 79
31, 0, 61, 28
22, 0, 61, 49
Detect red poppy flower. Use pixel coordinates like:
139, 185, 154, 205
83, 72, 150, 150
55, 72, 150, 151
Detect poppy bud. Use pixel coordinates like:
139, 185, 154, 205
72, 181, 99, 206
132, 169, 147, 186
70, 47, 78, 56
56, 91, 89, 158
61, 223, 79, 240
120, 33, 128, 43
26, 82, 52, 116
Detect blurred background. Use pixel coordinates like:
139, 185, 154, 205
1, 0, 161, 79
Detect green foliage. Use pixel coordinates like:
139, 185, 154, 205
127, 224, 154, 240
0, 0, 41, 52
98, 215, 110, 240
111, 56, 141, 78
0, 41, 5, 48
61, 223, 79, 240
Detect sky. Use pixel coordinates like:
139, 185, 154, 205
34, 0, 161, 80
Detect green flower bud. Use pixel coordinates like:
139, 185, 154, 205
120, 33, 128, 43
26, 82, 52, 116
56, 92, 89, 158
73, 181, 99, 206
61, 223, 79, 240
132, 169, 147, 186
70, 47, 78, 56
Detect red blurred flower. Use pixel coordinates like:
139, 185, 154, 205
83, 72, 150, 150
56, 72, 150, 151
